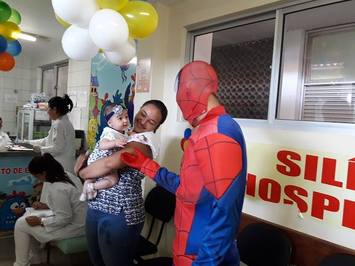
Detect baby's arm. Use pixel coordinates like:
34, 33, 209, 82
99, 138, 127, 150
93, 172, 119, 190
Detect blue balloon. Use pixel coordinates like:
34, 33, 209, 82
6, 40, 22, 56
0, 35, 7, 53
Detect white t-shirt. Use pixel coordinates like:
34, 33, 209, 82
0, 130, 11, 147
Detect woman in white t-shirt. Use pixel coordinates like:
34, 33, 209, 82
0, 116, 11, 147
13, 153, 86, 266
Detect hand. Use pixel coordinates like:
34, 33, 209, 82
32, 201, 48, 210
32, 145, 41, 153
115, 139, 127, 148
121, 147, 160, 178
120, 147, 149, 170
25, 216, 42, 227
74, 151, 89, 176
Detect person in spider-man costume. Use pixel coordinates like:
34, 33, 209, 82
121, 61, 247, 266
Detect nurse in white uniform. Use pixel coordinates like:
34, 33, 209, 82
0, 116, 11, 146
13, 153, 86, 266
28, 94, 76, 173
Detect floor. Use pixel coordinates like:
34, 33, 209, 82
0, 235, 91, 266
0, 234, 248, 266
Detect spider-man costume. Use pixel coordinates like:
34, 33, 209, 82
121, 61, 247, 265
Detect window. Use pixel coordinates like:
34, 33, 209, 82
41, 61, 68, 98
192, 17, 275, 119
277, 1, 355, 124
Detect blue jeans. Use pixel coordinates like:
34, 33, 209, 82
86, 208, 144, 266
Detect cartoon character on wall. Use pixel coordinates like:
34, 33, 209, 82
0, 191, 29, 231
9, 175, 35, 195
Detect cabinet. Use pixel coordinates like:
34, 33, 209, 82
16, 109, 51, 140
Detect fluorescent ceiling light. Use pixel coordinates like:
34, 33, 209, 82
16, 32, 37, 42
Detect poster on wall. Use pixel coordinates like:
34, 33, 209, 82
0, 156, 36, 233
88, 54, 136, 150
244, 142, 355, 249
136, 58, 151, 93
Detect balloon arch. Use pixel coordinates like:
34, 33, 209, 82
52, 0, 159, 65
0, 0, 22, 72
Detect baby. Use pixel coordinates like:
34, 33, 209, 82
80, 104, 129, 201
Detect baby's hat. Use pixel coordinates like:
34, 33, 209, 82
105, 104, 125, 122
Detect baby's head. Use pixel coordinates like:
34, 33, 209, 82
105, 104, 129, 132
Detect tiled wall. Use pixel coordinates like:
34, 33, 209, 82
0, 54, 38, 136
67, 60, 91, 132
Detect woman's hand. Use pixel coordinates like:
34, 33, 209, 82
32, 201, 49, 210
25, 216, 42, 227
74, 151, 90, 176
32, 145, 41, 153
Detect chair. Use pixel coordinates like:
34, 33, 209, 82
46, 235, 88, 265
237, 222, 292, 266
319, 253, 355, 266
135, 185, 176, 265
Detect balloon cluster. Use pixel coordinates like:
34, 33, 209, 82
52, 0, 158, 65
0, 1, 22, 72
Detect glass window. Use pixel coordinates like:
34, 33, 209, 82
277, 1, 355, 124
192, 18, 275, 119
41, 61, 68, 98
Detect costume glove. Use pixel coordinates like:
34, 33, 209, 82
121, 147, 160, 178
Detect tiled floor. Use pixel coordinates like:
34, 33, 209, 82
0, 235, 91, 266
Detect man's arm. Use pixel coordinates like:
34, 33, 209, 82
79, 142, 152, 180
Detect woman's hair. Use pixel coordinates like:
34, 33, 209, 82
28, 153, 76, 187
142, 100, 168, 131
48, 94, 73, 115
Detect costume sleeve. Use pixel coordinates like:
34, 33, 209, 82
40, 121, 66, 155
41, 184, 73, 232
192, 133, 244, 265
153, 167, 180, 194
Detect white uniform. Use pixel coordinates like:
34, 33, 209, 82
28, 115, 76, 173
0, 130, 11, 147
14, 173, 87, 266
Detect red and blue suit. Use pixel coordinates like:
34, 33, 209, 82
121, 61, 247, 265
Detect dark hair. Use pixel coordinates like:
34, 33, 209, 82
142, 100, 168, 132
28, 153, 76, 187
48, 94, 73, 115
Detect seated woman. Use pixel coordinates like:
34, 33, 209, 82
14, 153, 86, 266
75, 100, 168, 266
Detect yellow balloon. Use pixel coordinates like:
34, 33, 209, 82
120, 1, 158, 39
97, 0, 128, 11
55, 14, 71, 28
0, 21, 20, 40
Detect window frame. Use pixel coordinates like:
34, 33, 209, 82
40, 60, 68, 97
186, 0, 355, 131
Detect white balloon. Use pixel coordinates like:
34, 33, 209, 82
62, 25, 99, 61
104, 40, 136, 65
52, 0, 97, 27
89, 9, 129, 51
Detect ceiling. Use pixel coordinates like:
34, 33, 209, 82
6, 0, 65, 65
5, 0, 181, 66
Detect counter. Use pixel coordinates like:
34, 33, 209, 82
0, 148, 39, 231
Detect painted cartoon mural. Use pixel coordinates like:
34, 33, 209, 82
88, 54, 136, 150
0, 191, 29, 231
0, 157, 36, 232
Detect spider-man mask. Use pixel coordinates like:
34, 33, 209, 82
176, 61, 218, 127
